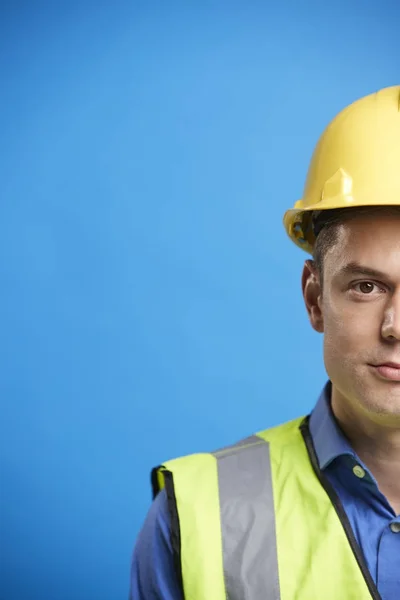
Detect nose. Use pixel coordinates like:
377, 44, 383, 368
381, 289, 400, 342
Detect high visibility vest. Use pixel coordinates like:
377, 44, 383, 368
152, 416, 382, 600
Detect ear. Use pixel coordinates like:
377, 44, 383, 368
302, 260, 324, 333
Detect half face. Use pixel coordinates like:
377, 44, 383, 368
305, 214, 400, 426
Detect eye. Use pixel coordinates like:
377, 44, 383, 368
352, 281, 382, 294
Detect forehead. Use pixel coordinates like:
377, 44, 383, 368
325, 214, 400, 275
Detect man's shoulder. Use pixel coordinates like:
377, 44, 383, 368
157, 414, 307, 471
256, 414, 306, 444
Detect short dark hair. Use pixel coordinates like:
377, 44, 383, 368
312, 206, 400, 279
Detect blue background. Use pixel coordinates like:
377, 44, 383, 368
1, 2, 399, 598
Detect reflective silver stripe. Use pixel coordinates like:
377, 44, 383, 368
213, 435, 281, 600
213, 436, 262, 456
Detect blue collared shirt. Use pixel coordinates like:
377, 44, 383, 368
131, 383, 400, 599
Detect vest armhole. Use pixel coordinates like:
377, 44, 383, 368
151, 465, 162, 499
150, 467, 185, 597
163, 470, 185, 599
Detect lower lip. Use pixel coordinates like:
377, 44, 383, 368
373, 365, 400, 381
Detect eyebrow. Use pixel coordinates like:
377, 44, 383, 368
338, 262, 390, 280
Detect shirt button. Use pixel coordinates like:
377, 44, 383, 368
390, 522, 400, 533
353, 465, 366, 479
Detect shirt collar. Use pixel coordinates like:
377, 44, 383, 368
309, 381, 356, 469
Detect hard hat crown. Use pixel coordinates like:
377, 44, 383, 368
283, 86, 400, 253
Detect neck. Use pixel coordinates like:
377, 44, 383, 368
331, 387, 400, 514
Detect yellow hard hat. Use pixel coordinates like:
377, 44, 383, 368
283, 85, 400, 254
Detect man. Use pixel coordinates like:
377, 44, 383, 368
130, 85, 400, 599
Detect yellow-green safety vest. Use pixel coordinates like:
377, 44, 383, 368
151, 416, 382, 600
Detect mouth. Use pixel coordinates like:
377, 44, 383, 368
370, 363, 400, 382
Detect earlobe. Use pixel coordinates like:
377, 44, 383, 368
302, 260, 324, 333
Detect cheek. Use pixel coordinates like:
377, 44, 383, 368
322, 302, 381, 360
322, 315, 360, 381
